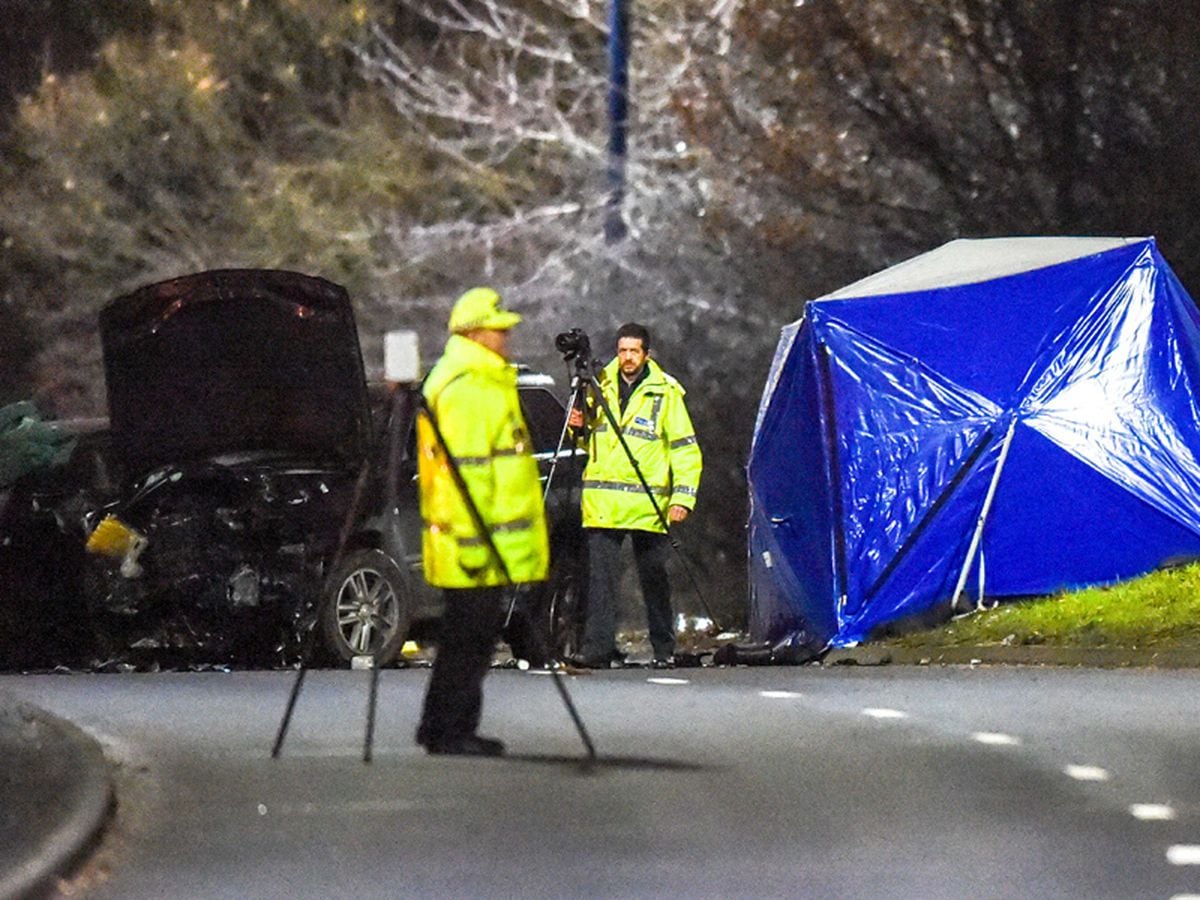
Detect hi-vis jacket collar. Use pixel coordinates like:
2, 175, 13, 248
600, 356, 682, 412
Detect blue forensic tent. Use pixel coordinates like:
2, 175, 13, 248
747, 236, 1200, 649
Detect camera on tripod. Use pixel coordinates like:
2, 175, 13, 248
554, 328, 592, 367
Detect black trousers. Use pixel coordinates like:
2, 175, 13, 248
417, 586, 505, 743
580, 528, 674, 661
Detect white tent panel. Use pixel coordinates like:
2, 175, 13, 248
819, 236, 1144, 301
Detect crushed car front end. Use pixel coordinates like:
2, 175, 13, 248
84, 269, 373, 666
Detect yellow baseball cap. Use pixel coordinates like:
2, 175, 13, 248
447, 287, 522, 333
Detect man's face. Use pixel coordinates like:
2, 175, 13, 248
617, 336, 648, 379
470, 327, 511, 360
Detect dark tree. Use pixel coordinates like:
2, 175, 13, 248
681, 0, 1200, 288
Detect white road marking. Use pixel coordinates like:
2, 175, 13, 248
259, 798, 466, 816
1169, 895, 1200, 900
759, 690, 803, 699
861, 708, 908, 719
1167, 846, 1200, 865
1063, 764, 1111, 782
647, 677, 690, 685
1130, 803, 1177, 821
971, 731, 1022, 746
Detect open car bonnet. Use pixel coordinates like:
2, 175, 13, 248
100, 269, 372, 472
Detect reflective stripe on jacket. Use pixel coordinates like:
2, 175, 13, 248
417, 334, 549, 587
580, 356, 702, 533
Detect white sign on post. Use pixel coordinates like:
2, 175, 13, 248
384, 330, 421, 383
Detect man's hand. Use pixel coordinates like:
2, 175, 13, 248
668, 505, 689, 524
568, 407, 585, 429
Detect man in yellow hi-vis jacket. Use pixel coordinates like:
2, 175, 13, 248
567, 323, 702, 668
415, 287, 549, 756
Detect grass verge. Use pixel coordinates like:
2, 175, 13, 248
883, 562, 1200, 650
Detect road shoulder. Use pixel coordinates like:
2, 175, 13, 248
824, 644, 1200, 668
0, 694, 113, 899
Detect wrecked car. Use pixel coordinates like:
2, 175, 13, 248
0, 269, 584, 669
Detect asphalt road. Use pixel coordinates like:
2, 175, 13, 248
5, 665, 1200, 899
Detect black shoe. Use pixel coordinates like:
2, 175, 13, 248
565, 654, 613, 670
651, 656, 675, 669
420, 734, 506, 757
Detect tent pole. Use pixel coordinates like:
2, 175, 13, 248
977, 547, 987, 611
864, 428, 995, 603
817, 343, 849, 613
952, 417, 1017, 612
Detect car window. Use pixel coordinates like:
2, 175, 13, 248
519, 387, 568, 455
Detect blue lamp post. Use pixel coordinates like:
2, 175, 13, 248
604, 0, 630, 243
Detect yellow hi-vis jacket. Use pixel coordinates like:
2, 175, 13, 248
417, 334, 549, 588
580, 357, 702, 533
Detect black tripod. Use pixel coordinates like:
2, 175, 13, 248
542, 348, 719, 638
273, 385, 597, 765
272, 454, 383, 763
272, 387, 401, 765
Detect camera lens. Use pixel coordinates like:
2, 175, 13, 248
555, 328, 589, 362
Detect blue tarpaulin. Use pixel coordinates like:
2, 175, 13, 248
747, 236, 1200, 648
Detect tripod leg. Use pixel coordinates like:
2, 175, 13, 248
550, 665, 597, 762
363, 658, 380, 763
272, 665, 307, 759
501, 604, 599, 764
272, 606, 323, 759
502, 586, 518, 630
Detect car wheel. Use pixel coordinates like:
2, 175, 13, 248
321, 549, 410, 666
513, 564, 585, 663
547, 575, 585, 660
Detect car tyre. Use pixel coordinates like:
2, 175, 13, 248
321, 549, 410, 666
513, 560, 585, 664
548, 574, 585, 661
